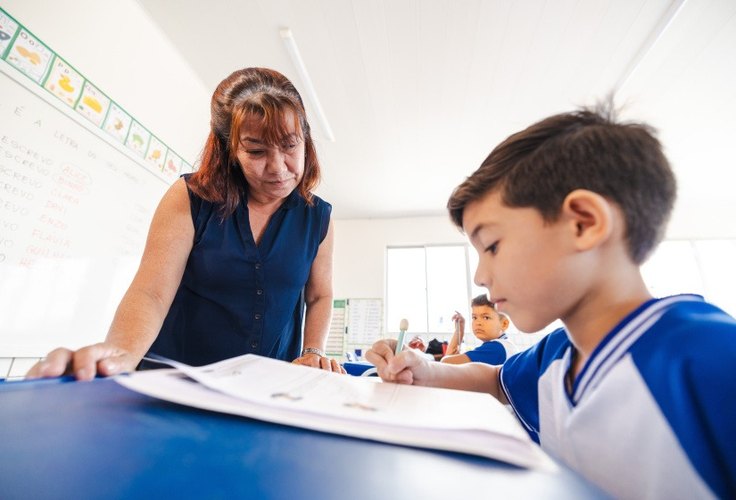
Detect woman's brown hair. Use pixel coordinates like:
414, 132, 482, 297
188, 67, 321, 216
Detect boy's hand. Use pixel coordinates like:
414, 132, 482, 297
407, 335, 427, 352
365, 339, 432, 385
448, 311, 465, 355
451, 311, 465, 333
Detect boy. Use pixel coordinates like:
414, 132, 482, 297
366, 105, 736, 499
441, 294, 518, 365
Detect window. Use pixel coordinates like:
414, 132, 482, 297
385, 246, 427, 332
386, 245, 470, 336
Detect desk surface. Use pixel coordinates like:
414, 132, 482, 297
0, 378, 604, 499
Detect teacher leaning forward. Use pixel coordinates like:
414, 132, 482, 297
28, 67, 344, 379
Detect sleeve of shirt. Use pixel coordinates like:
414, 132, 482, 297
500, 328, 569, 442
466, 341, 507, 365
632, 303, 736, 498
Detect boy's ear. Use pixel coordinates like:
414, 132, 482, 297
499, 315, 509, 331
561, 189, 614, 251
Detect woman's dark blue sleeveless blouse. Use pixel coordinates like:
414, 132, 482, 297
148, 175, 332, 366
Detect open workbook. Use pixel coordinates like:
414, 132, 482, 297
116, 354, 554, 471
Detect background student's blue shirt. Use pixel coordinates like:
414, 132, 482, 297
148, 175, 331, 366
464, 334, 516, 365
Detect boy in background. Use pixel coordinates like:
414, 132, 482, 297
366, 104, 735, 499
441, 294, 518, 365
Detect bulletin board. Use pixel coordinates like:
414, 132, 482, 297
326, 298, 383, 359
0, 8, 192, 356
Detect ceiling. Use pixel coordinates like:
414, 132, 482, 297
137, 0, 736, 227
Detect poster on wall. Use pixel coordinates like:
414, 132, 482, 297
163, 149, 183, 181
5, 28, 52, 83
145, 135, 167, 173
326, 299, 347, 357
43, 56, 84, 107
0, 11, 19, 57
326, 298, 383, 359
346, 298, 383, 346
125, 120, 151, 158
75, 81, 111, 127
102, 102, 132, 144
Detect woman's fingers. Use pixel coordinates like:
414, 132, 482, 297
25, 347, 75, 379
26, 344, 135, 381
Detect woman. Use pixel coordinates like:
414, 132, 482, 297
28, 67, 344, 379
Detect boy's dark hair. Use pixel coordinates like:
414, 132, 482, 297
447, 103, 676, 264
471, 294, 493, 308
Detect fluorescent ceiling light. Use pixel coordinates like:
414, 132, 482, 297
280, 28, 335, 142
613, 0, 687, 93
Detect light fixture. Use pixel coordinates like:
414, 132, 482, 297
613, 0, 687, 93
280, 28, 335, 142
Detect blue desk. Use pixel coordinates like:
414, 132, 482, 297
0, 378, 605, 499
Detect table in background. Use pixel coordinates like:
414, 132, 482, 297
0, 378, 605, 499
342, 360, 376, 376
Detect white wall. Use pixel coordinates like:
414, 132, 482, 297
667, 196, 736, 240
2, 0, 210, 164
333, 216, 468, 300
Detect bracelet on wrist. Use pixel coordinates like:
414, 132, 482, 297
301, 347, 325, 357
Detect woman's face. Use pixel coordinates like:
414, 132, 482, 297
235, 112, 305, 203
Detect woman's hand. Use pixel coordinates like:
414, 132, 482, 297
25, 343, 139, 381
292, 353, 346, 374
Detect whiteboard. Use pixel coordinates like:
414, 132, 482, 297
0, 61, 172, 356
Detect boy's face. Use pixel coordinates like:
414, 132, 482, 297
463, 190, 588, 333
470, 304, 506, 342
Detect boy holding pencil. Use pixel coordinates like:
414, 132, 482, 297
367, 104, 736, 499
